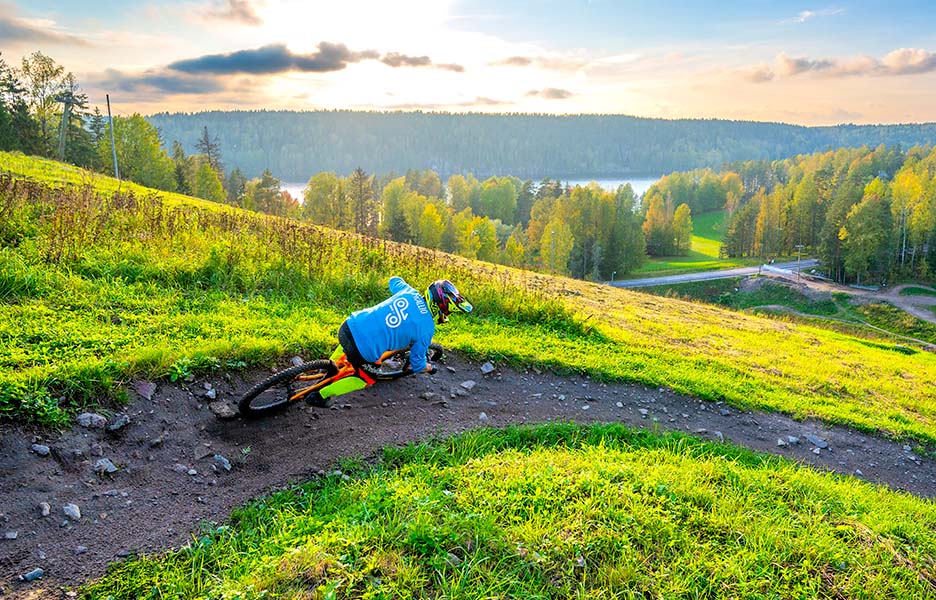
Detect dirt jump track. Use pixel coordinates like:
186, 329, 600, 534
2, 351, 935, 597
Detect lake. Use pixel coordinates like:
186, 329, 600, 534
283, 176, 660, 201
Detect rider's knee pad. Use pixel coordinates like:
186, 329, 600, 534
319, 375, 367, 399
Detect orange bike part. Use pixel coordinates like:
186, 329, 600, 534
287, 356, 355, 403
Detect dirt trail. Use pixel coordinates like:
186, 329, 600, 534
762, 274, 936, 326
2, 352, 935, 598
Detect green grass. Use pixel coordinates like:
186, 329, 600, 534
630, 210, 762, 278
642, 277, 838, 316
642, 278, 936, 348
900, 286, 936, 297
80, 423, 936, 599
3, 152, 936, 449
853, 303, 936, 346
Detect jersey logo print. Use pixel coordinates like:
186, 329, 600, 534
385, 297, 409, 328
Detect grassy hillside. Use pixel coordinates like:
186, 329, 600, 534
81, 423, 936, 599
2, 152, 936, 447
630, 210, 761, 278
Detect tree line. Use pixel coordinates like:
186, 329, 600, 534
652, 146, 936, 285
299, 169, 649, 280
147, 110, 936, 181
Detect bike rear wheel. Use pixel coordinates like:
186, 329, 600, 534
238, 360, 338, 418
374, 342, 445, 379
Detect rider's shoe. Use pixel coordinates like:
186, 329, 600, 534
304, 390, 331, 408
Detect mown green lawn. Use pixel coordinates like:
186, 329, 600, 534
80, 423, 936, 600
630, 210, 762, 278
3, 152, 936, 449
900, 286, 936, 297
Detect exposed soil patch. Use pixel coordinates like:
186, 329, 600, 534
2, 352, 935, 597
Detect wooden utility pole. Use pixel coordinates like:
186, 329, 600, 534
55, 92, 75, 162
106, 94, 119, 180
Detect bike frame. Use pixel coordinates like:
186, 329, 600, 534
287, 348, 407, 404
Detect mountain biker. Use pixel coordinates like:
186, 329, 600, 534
315, 276, 472, 403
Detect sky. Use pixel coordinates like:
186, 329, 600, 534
3, 0, 936, 125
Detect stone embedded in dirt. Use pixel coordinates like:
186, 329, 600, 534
290, 356, 304, 367
187, 468, 198, 476
714, 431, 724, 441
616, 401, 624, 408
812, 447, 821, 455
171, 463, 190, 474
581, 404, 590, 410
209, 401, 238, 420
855, 469, 864, 476
205, 388, 217, 400
107, 413, 131, 432
31, 444, 50, 456
39, 502, 51, 517
133, 380, 157, 400
479, 411, 488, 421
213, 454, 232, 472
94, 458, 119, 475
558, 394, 566, 401
638, 409, 649, 417
719, 408, 731, 416
19, 567, 44, 582
804, 434, 828, 449
4, 530, 17, 540
480, 362, 495, 375
446, 366, 456, 373
203, 382, 213, 391
75, 545, 87, 555
63, 503, 81, 520
460, 380, 477, 391
787, 436, 800, 444
446, 552, 462, 567
777, 438, 788, 447
420, 392, 442, 402
77, 412, 107, 429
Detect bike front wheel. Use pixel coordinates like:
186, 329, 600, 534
238, 360, 338, 418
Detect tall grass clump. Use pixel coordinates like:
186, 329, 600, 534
80, 423, 936, 599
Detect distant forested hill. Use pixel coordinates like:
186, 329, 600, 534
146, 111, 936, 181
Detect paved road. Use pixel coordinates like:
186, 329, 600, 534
610, 259, 820, 288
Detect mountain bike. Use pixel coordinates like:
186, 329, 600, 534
238, 343, 444, 418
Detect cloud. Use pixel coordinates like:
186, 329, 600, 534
379, 53, 463, 71
89, 68, 227, 95
201, 0, 263, 26
780, 7, 845, 24
380, 52, 431, 68
377, 96, 510, 111
737, 48, 936, 83
774, 52, 834, 76
168, 43, 464, 75
0, 6, 90, 46
526, 88, 574, 100
169, 43, 374, 75
881, 48, 936, 75
491, 55, 587, 71
493, 56, 533, 67
739, 64, 775, 83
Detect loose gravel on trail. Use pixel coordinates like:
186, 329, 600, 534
2, 351, 935, 596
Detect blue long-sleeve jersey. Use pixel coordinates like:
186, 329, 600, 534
346, 277, 435, 373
